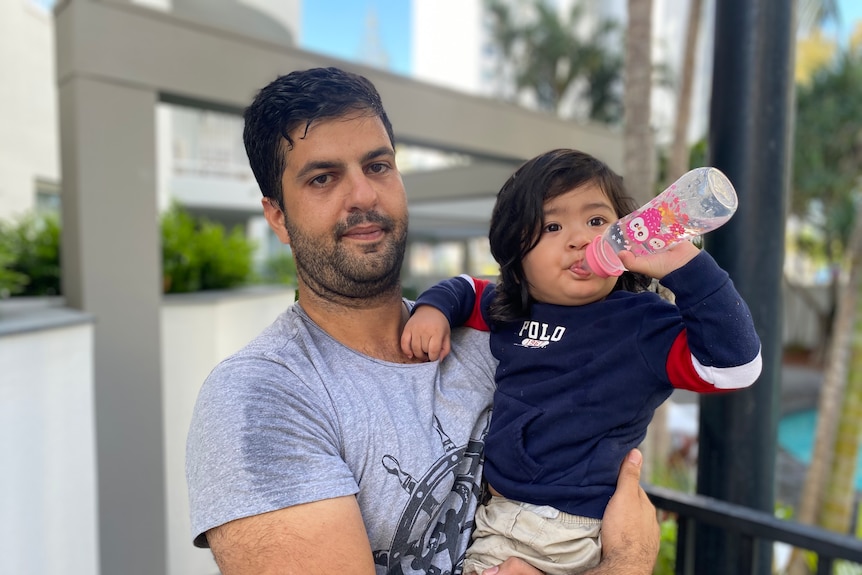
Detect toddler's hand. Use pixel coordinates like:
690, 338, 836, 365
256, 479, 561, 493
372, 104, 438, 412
616, 239, 700, 279
401, 305, 452, 361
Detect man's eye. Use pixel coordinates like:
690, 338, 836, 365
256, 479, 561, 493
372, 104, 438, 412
544, 223, 562, 233
311, 174, 331, 186
368, 162, 389, 174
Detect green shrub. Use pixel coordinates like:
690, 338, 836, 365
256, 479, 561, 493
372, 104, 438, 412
160, 203, 256, 293
401, 285, 419, 300
0, 205, 256, 296
0, 238, 28, 298
653, 517, 678, 575
260, 249, 297, 287
0, 213, 61, 296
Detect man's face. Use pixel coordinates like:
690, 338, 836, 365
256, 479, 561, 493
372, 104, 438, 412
263, 112, 408, 303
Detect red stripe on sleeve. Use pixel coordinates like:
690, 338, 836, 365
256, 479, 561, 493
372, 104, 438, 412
667, 330, 725, 393
465, 277, 491, 332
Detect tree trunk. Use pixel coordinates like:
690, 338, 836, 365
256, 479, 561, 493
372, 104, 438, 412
624, 0, 655, 205
786, 202, 862, 575
624, 0, 664, 478
667, 0, 703, 183
820, 266, 862, 533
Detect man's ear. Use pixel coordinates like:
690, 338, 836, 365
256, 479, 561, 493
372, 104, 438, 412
262, 198, 291, 244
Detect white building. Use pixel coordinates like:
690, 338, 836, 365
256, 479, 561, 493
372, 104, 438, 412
0, 0, 61, 219
1, 0, 300, 265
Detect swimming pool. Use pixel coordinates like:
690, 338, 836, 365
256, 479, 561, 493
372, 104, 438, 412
778, 409, 862, 491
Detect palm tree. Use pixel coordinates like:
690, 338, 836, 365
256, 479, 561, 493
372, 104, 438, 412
484, 0, 624, 123
623, 0, 654, 205
797, 0, 840, 34
666, 0, 703, 184
788, 198, 862, 575
622, 0, 667, 480
786, 8, 862, 571
821, 284, 862, 534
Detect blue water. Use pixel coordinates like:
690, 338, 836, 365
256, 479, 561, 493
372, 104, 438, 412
778, 409, 862, 491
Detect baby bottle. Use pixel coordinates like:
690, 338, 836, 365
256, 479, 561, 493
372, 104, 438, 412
584, 167, 738, 278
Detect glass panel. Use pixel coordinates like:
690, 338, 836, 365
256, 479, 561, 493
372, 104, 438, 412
34, 179, 61, 213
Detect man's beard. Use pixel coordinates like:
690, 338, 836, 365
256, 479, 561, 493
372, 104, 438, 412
286, 210, 408, 302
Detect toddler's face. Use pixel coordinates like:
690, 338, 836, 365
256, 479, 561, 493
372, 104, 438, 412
522, 183, 619, 307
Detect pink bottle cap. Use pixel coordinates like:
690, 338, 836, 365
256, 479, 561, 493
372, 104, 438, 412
585, 236, 625, 278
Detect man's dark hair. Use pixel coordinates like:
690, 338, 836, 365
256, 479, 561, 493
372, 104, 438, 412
242, 67, 395, 208
488, 148, 651, 323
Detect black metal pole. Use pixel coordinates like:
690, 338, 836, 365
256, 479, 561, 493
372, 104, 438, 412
695, 0, 795, 573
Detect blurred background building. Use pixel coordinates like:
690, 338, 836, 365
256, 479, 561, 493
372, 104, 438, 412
0, 0, 719, 285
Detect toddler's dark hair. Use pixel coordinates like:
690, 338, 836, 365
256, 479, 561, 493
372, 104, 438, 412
488, 148, 651, 323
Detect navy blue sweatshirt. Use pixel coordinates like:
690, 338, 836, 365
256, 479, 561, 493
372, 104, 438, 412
414, 250, 762, 518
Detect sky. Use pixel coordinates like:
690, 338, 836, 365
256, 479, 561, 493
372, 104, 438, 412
827, 0, 862, 41
30, 0, 413, 74
301, 0, 412, 75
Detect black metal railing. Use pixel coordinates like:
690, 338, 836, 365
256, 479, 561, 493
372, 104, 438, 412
645, 484, 862, 575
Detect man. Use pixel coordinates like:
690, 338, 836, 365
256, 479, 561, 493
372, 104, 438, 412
186, 66, 660, 575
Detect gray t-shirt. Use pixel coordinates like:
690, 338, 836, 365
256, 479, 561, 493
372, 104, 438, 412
186, 301, 496, 574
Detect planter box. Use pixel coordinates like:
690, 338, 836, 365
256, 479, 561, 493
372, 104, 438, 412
0, 286, 295, 575
0, 303, 98, 575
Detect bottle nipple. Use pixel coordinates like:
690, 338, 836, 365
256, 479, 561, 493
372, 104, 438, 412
584, 236, 625, 278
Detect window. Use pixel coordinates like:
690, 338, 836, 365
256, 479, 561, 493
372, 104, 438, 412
35, 178, 61, 213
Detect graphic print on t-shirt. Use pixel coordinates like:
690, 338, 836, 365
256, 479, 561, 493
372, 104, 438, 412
372, 416, 487, 575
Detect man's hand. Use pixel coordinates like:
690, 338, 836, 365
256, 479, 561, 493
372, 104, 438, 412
485, 449, 659, 575
593, 448, 660, 575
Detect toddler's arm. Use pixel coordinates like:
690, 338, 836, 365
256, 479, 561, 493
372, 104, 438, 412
402, 275, 495, 362
651, 247, 762, 392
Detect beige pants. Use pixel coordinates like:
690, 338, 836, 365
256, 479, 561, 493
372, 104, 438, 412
463, 495, 602, 575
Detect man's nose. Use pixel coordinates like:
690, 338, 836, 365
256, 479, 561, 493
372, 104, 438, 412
345, 171, 378, 210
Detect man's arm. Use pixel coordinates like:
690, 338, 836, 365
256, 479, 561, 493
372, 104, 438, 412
205, 451, 659, 575
206, 495, 376, 575
584, 449, 660, 575
490, 449, 660, 575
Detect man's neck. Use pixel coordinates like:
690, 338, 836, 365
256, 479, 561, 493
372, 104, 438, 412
297, 287, 419, 363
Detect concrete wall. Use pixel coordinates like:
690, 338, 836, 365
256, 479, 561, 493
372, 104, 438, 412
0, 308, 98, 575
0, 287, 294, 575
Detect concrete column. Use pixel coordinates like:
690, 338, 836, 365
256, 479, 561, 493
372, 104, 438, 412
58, 72, 166, 574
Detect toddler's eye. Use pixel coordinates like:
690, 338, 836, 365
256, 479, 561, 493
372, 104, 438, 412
588, 217, 607, 227
543, 223, 562, 233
